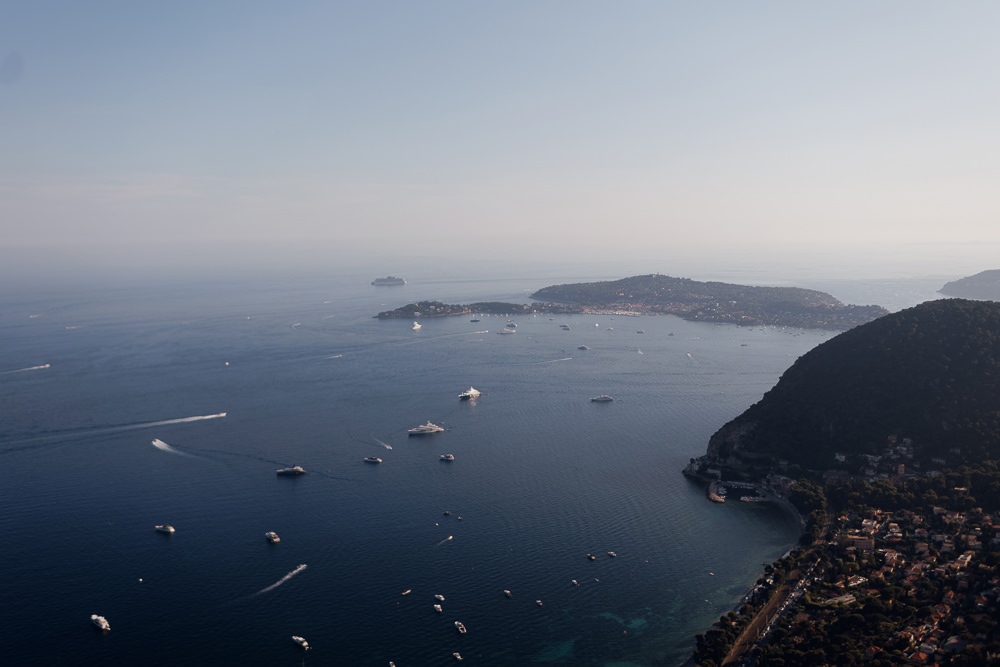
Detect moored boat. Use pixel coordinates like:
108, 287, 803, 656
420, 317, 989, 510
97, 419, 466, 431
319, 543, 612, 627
590, 395, 614, 402
411, 321, 422, 330
364, 456, 382, 464
458, 387, 481, 400
276, 466, 306, 476
433, 604, 443, 613
454, 621, 467, 634
155, 524, 175, 533
408, 421, 444, 435
292, 635, 311, 650
91, 614, 110, 631
440, 453, 455, 461
265, 531, 280, 543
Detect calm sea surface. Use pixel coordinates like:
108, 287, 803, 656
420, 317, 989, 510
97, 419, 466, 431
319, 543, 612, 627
0, 271, 945, 666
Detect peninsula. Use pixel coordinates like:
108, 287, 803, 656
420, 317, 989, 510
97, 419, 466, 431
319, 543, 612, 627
376, 274, 888, 330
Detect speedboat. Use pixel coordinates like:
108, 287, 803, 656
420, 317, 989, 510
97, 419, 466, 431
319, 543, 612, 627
572, 579, 579, 586
454, 621, 467, 634
155, 524, 175, 533
504, 589, 511, 598
276, 466, 306, 476
453, 653, 463, 661
434, 604, 443, 613
440, 453, 455, 461
401, 589, 412, 596
408, 421, 444, 435
434, 594, 446, 601
536, 599, 543, 606
587, 553, 596, 561
608, 551, 617, 558
458, 387, 481, 400
412, 321, 422, 330
265, 531, 280, 543
91, 614, 110, 631
292, 635, 311, 650
364, 456, 383, 464
590, 395, 614, 402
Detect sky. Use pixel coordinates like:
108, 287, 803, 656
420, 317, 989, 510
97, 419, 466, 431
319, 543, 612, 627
2, 1, 999, 280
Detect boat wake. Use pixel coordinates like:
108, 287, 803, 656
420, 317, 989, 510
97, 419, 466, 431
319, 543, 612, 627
151, 438, 203, 459
0, 363, 50, 375
372, 437, 393, 450
143, 413, 228, 428
533, 357, 573, 365
253, 564, 308, 596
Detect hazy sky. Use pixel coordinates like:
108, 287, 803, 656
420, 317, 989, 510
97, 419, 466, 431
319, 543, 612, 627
2, 1, 998, 275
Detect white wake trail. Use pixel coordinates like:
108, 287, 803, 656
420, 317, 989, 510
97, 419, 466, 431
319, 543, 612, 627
151, 438, 202, 459
1, 363, 50, 375
145, 413, 227, 427
254, 564, 308, 596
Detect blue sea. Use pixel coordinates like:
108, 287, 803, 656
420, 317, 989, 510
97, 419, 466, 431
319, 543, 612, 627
0, 269, 947, 666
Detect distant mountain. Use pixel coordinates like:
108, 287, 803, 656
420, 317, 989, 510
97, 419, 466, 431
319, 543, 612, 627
530, 274, 888, 329
705, 299, 1000, 470
939, 269, 1000, 300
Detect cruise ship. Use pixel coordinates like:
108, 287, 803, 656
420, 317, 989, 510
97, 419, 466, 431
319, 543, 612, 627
371, 276, 406, 286
408, 421, 444, 435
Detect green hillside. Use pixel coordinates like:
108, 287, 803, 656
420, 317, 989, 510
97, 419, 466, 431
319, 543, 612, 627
706, 299, 1000, 470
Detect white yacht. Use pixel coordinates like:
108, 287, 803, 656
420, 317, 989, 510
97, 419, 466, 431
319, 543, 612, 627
458, 387, 481, 400
433, 604, 443, 613
91, 614, 110, 631
496, 328, 516, 335
608, 551, 617, 558
292, 635, 311, 650
434, 594, 446, 601
440, 453, 455, 461
276, 465, 307, 476
408, 421, 444, 435
265, 531, 280, 543
454, 621, 467, 634
411, 321, 422, 330
453, 653, 463, 661
155, 524, 175, 533
364, 456, 383, 464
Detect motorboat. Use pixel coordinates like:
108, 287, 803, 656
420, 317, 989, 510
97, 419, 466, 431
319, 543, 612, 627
536, 600, 543, 606
265, 531, 280, 543
503, 589, 511, 598
590, 395, 614, 402
411, 321, 422, 330
505, 321, 517, 329
572, 579, 579, 586
587, 554, 596, 561
434, 594, 445, 601
292, 635, 311, 650
578, 345, 589, 350
608, 551, 617, 558
458, 387, 481, 400
496, 328, 515, 335
453, 653, 463, 661
454, 621, 467, 634
91, 614, 110, 631
434, 604, 443, 613
364, 456, 383, 464
408, 421, 444, 435
276, 466, 306, 476
401, 589, 412, 596
440, 453, 455, 461
155, 524, 175, 533
470, 318, 480, 323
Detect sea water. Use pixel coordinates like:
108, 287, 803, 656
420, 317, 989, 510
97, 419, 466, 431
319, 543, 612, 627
0, 270, 945, 666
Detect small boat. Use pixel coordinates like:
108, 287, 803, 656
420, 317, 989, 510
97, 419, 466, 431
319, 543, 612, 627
440, 453, 455, 461
637, 329, 645, 334
265, 531, 280, 543
608, 551, 617, 558
401, 589, 412, 596
505, 321, 517, 329
458, 387, 481, 400
572, 579, 579, 586
454, 621, 467, 634
470, 318, 480, 323
559, 324, 570, 330
587, 553, 596, 561
433, 604, 443, 613
155, 524, 175, 533
408, 421, 444, 435
496, 328, 516, 335
371, 276, 406, 286
364, 456, 383, 464
578, 345, 589, 350
434, 594, 445, 601
412, 321, 422, 330
453, 653, 463, 661
536, 600, 543, 606
276, 466, 306, 476
503, 589, 511, 598
292, 635, 311, 650
590, 395, 614, 402
443, 510, 451, 516
91, 614, 110, 631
